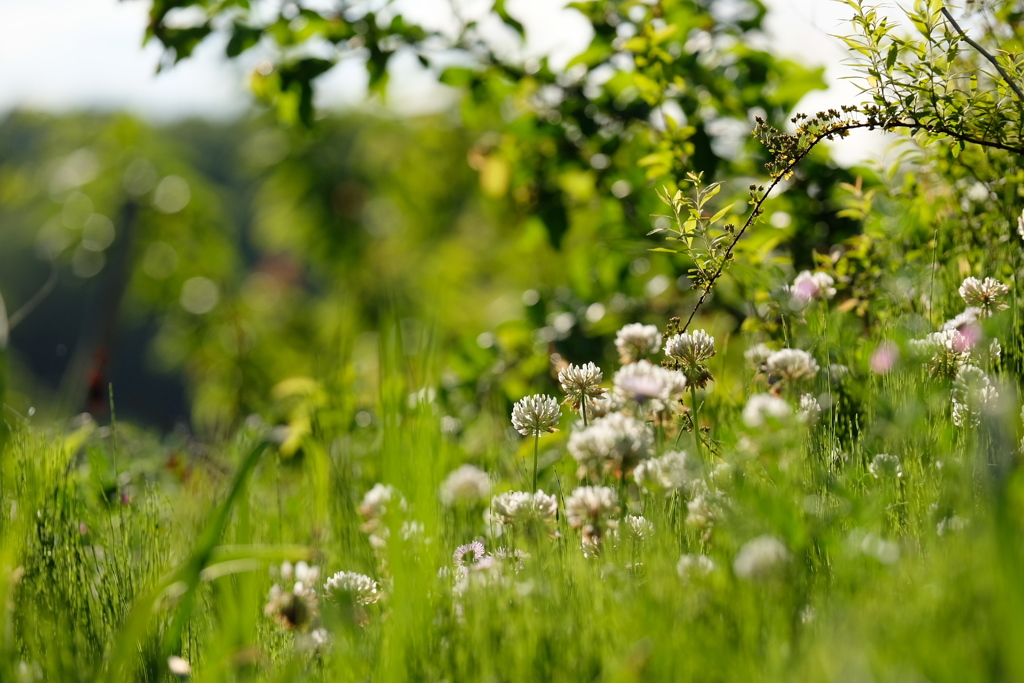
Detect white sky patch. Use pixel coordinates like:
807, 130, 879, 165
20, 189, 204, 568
0, 0, 893, 163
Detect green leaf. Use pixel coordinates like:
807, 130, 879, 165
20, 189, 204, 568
649, 247, 679, 253
0, 290, 7, 452
708, 203, 735, 225
226, 23, 262, 58
494, 0, 526, 37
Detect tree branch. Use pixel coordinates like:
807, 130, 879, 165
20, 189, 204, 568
940, 6, 1024, 106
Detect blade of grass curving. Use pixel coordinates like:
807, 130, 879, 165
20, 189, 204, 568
101, 439, 271, 681
0, 291, 8, 452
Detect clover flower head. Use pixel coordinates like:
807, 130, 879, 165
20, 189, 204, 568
566, 485, 620, 550
797, 393, 822, 425
664, 330, 716, 387
613, 360, 687, 411
765, 348, 819, 384
733, 535, 791, 581
742, 393, 792, 428
558, 362, 606, 414
911, 330, 971, 378
565, 486, 620, 529
614, 323, 662, 364
685, 486, 721, 533
489, 490, 558, 527
744, 342, 775, 370
439, 465, 492, 507
619, 514, 654, 543
790, 270, 836, 306
959, 276, 1009, 313
568, 411, 654, 477
951, 364, 999, 427
869, 453, 903, 479
452, 541, 487, 567
265, 562, 321, 631
633, 450, 699, 494
677, 553, 716, 582
511, 394, 561, 436
324, 571, 381, 607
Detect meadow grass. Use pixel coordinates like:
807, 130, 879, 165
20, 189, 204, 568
2, 267, 1024, 683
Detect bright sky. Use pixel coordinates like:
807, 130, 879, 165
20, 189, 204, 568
0, 0, 887, 165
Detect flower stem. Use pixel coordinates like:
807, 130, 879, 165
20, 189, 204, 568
690, 383, 703, 461
532, 433, 540, 493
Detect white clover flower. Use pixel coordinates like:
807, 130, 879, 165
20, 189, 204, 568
733, 535, 791, 581
167, 656, 191, 676
359, 484, 396, 521
936, 515, 970, 537
489, 490, 558, 527
633, 450, 699, 494
614, 323, 662, 364
664, 330, 716, 387
959, 276, 1009, 314
511, 394, 561, 436
910, 329, 971, 378
619, 515, 654, 543
765, 348, 819, 385
1017, 209, 1024, 242
869, 453, 903, 479
685, 487, 721, 533
558, 362, 606, 415
744, 342, 775, 370
566, 486, 620, 550
951, 364, 1000, 427
790, 270, 836, 306
676, 553, 716, 582
265, 563, 321, 631
439, 465, 492, 506
324, 571, 381, 606
452, 541, 487, 567
613, 359, 687, 411
567, 412, 653, 477
588, 391, 624, 418
742, 393, 792, 428
565, 486, 620, 529
797, 394, 822, 425
941, 306, 983, 332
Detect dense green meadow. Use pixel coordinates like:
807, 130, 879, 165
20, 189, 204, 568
3, 0, 1024, 680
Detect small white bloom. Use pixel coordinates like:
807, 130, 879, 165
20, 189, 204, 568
733, 535, 791, 580
790, 270, 836, 306
664, 330, 716, 386
614, 323, 662, 364
633, 450, 699, 493
568, 412, 654, 476
765, 348, 819, 384
677, 553, 716, 582
744, 343, 775, 369
618, 514, 654, 543
167, 656, 191, 676
452, 541, 487, 567
565, 486, 620, 529
490, 490, 558, 527
869, 453, 903, 479
959, 276, 1009, 314
558, 362, 606, 415
566, 486, 620, 550
797, 394, 822, 425
324, 571, 381, 606
613, 359, 687, 411
511, 394, 561, 436
440, 465, 492, 506
742, 393, 792, 428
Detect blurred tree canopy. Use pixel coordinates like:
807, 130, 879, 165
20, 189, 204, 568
2, 0, 871, 440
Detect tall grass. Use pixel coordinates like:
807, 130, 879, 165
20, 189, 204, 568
1, 261, 1023, 683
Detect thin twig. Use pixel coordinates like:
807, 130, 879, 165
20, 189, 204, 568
8, 259, 59, 330
680, 114, 1024, 332
940, 6, 1024, 106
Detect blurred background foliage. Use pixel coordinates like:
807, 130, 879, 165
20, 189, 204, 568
2, 0, 1019, 454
